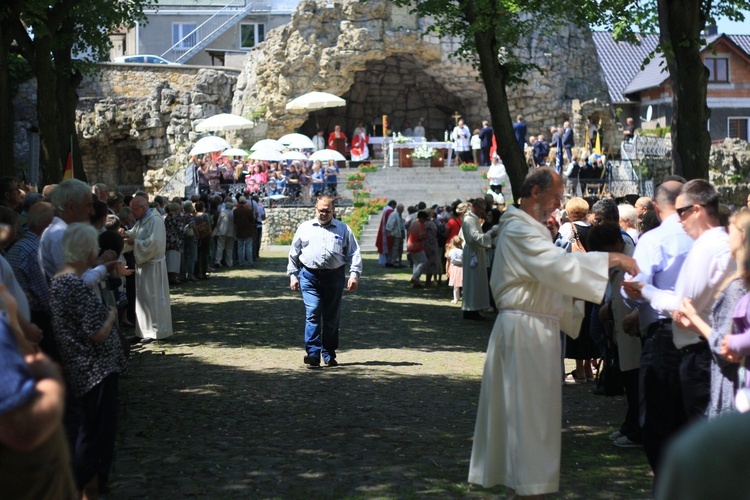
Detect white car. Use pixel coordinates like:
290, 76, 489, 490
113, 55, 180, 65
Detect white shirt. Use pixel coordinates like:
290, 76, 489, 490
487, 161, 509, 187
39, 216, 108, 289
641, 226, 735, 349
451, 125, 471, 152
311, 135, 326, 151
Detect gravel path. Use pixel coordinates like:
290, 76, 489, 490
107, 252, 651, 498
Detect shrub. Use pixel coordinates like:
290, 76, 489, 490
358, 164, 378, 173
459, 163, 479, 171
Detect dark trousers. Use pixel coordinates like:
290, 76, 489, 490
74, 373, 119, 490
679, 341, 711, 420
254, 226, 262, 259
639, 322, 685, 473
299, 266, 345, 362
621, 368, 641, 441
197, 237, 210, 277
481, 146, 491, 166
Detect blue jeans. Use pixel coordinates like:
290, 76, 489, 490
184, 239, 197, 279
299, 266, 345, 362
237, 237, 254, 265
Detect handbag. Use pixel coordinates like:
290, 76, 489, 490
570, 223, 586, 253
183, 223, 195, 238
194, 216, 212, 240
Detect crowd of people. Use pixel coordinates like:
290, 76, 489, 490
374, 167, 750, 497
186, 156, 343, 202
4, 156, 750, 498
0, 177, 181, 498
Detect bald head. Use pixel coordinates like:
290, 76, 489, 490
129, 196, 149, 220
27, 201, 54, 234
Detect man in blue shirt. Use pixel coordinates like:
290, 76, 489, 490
287, 196, 362, 368
622, 178, 693, 475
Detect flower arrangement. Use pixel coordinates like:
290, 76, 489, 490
343, 198, 388, 238
480, 171, 488, 180
393, 133, 411, 144
412, 145, 437, 160
346, 172, 366, 182
358, 164, 378, 173
459, 162, 479, 171
274, 229, 295, 245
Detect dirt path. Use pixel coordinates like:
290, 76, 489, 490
108, 252, 651, 498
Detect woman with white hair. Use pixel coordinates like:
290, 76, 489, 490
49, 223, 126, 498
618, 203, 639, 244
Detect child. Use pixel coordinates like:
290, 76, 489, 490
445, 236, 463, 304
471, 129, 481, 164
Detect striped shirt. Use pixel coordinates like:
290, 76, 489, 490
287, 218, 362, 278
6, 231, 50, 315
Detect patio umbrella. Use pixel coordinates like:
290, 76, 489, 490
285, 92, 346, 112
281, 150, 308, 161
195, 113, 254, 133
221, 148, 250, 157
250, 139, 283, 151
309, 149, 346, 162
249, 148, 284, 162
278, 133, 316, 150
188, 136, 231, 156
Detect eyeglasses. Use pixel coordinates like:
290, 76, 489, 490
676, 204, 699, 218
316, 209, 332, 214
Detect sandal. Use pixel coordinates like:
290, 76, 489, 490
564, 371, 587, 385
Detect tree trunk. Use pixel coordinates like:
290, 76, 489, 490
0, 43, 14, 177
54, 46, 86, 183
472, 29, 527, 202
658, 0, 710, 180
31, 43, 64, 185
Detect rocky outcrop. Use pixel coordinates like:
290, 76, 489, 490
74, 67, 240, 193
234, 0, 609, 141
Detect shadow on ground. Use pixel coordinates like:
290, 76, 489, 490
109, 253, 651, 498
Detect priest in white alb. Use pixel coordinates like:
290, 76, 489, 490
124, 196, 173, 340
468, 167, 638, 497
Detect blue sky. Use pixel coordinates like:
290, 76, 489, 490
716, 13, 750, 34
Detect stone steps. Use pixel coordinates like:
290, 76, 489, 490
356, 166, 489, 253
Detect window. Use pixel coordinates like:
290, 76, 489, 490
173, 23, 197, 49
240, 23, 265, 48
705, 58, 729, 83
728, 118, 749, 141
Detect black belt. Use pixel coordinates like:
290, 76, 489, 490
680, 340, 708, 354
302, 265, 344, 276
646, 318, 672, 337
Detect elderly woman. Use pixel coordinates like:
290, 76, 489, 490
50, 223, 126, 498
163, 202, 184, 285
558, 197, 599, 384
182, 201, 198, 282
618, 203, 639, 244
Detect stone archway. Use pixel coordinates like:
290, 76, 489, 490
297, 54, 464, 139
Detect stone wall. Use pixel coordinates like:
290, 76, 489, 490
13, 64, 243, 193
234, 0, 610, 144
263, 206, 354, 247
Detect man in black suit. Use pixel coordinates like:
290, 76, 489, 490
562, 121, 574, 162
512, 115, 527, 152
478, 120, 494, 166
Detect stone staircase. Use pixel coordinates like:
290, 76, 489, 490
358, 166, 489, 252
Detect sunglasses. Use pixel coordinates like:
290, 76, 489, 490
676, 204, 699, 218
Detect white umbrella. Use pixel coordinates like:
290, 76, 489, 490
249, 148, 284, 162
189, 136, 231, 156
309, 149, 346, 162
265, 194, 289, 201
221, 148, 250, 157
285, 92, 346, 112
250, 139, 283, 151
195, 113, 254, 132
278, 133, 316, 149
281, 150, 308, 161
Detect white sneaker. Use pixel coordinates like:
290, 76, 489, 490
609, 431, 624, 441
614, 436, 642, 448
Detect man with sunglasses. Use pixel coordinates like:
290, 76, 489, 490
287, 196, 362, 368
623, 178, 734, 476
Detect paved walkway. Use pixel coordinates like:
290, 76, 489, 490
108, 252, 650, 498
